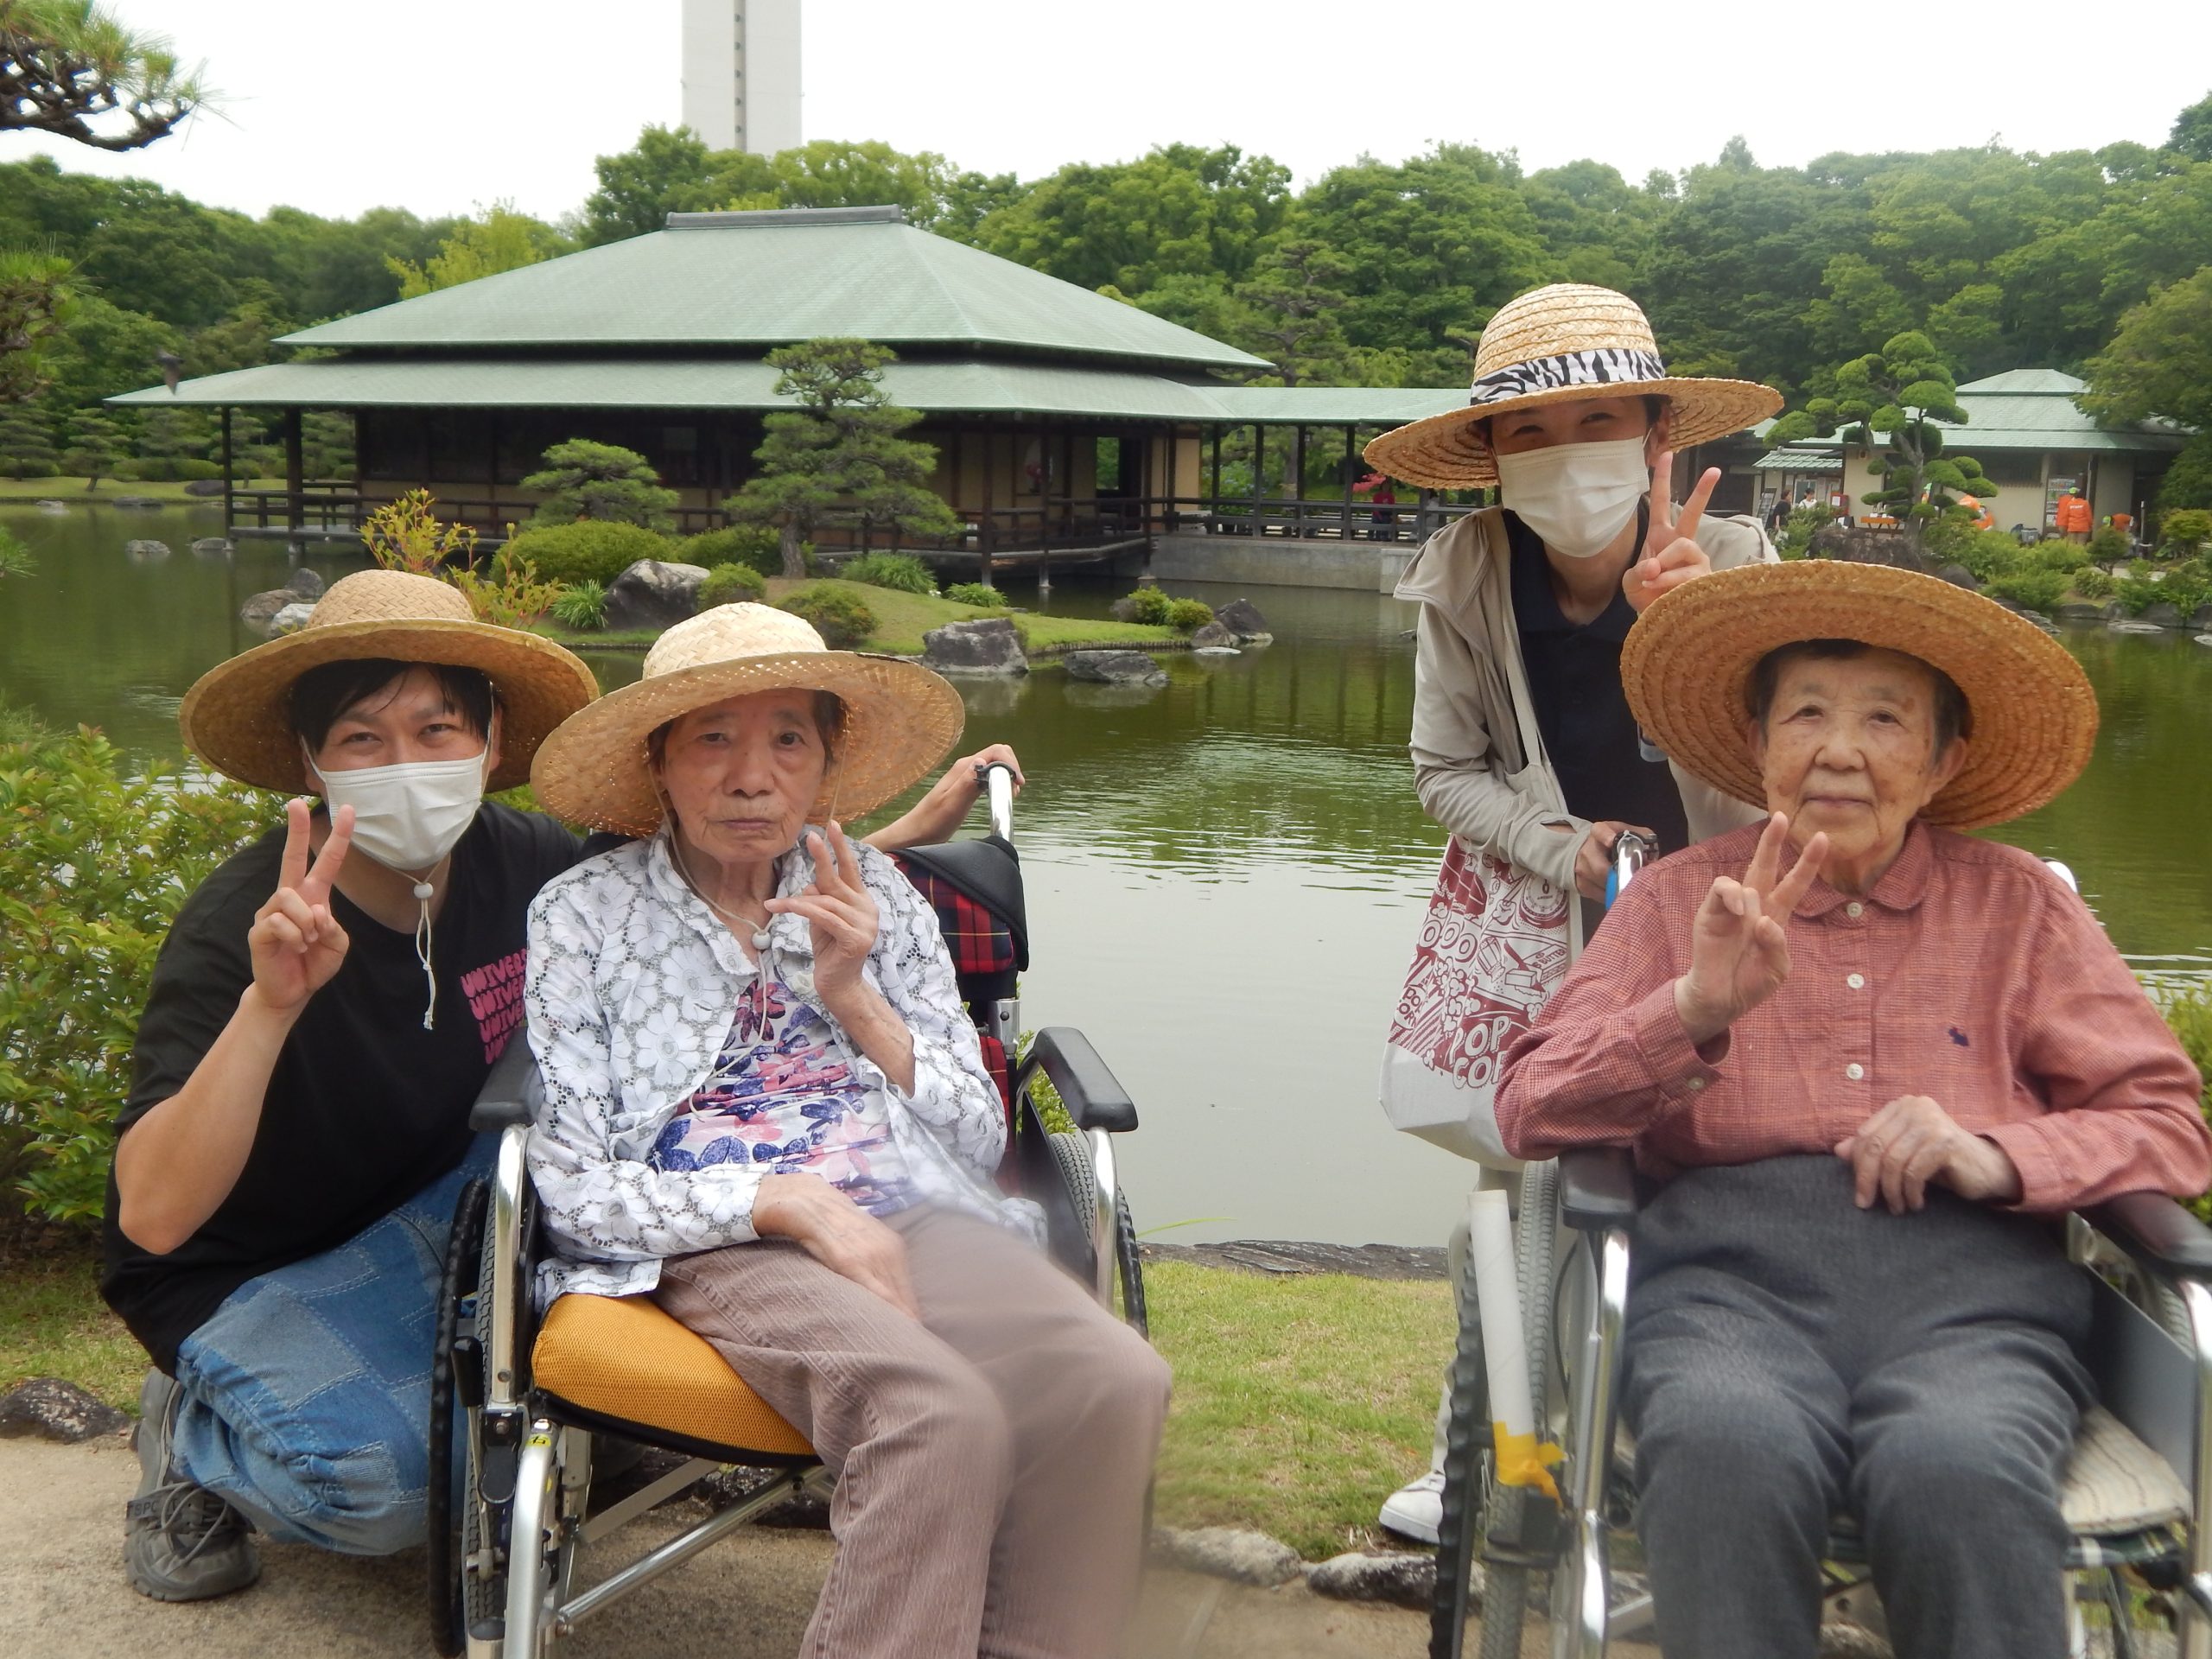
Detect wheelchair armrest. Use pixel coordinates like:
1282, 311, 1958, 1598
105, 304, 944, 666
1560, 1146, 1641, 1232
1023, 1027, 1138, 1134
2085, 1191, 2212, 1279
469, 1037, 542, 1133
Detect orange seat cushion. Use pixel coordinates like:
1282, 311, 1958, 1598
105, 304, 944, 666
531, 1293, 813, 1459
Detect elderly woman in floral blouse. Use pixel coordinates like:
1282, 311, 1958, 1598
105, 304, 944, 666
522, 604, 1168, 1659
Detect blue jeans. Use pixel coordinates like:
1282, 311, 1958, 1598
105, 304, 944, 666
169, 1135, 496, 1555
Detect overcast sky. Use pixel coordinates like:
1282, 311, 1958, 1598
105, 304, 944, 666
10, 0, 2210, 223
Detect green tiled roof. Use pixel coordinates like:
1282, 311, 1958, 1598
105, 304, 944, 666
277, 207, 1267, 372
1205, 385, 1468, 425
1766, 365, 2185, 458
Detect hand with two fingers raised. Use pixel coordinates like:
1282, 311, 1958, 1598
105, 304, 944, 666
763, 820, 880, 1004
246, 798, 356, 1016
1623, 451, 1722, 613
1836, 1094, 2024, 1213
1672, 811, 1828, 1045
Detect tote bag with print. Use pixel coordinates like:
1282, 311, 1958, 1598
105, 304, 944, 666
1380, 836, 1572, 1166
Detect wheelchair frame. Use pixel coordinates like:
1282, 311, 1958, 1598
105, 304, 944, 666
427, 767, 1150, 1658
1429, 844, 2212, 1659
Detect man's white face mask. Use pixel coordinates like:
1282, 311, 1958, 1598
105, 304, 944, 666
305, 748, 489, 876
1493, 435, 1649, 559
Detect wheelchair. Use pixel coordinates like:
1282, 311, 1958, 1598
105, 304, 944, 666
1430, 839, 2212, 1659
423, 764, 1149, 1657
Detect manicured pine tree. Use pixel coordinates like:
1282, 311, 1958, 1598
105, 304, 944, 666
62, 410, 127, 490
521, 440, 677, 529
0, 407, 60, 479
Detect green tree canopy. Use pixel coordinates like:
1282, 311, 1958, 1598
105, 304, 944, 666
2082, 265, 2212, 433
0, 247, 76, 402
60, 405, 120, 486
387, 203, 568, 297
520, 439, 678, 529
726, 339, 958, 578
2171, 92, 2212, 163
0, 0, 201, 150
0, 404, 60, 476
1774, 331, 1995, 533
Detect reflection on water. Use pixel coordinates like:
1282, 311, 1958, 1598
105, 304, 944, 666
5, 505, 2210, 1246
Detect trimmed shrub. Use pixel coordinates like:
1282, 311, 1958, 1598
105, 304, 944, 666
944, 582, 1006, 608
2027, 539, 2091, 574
842, 552, 936, 595
1123, 585, 1172, 625
696, 562, 767, 607
2087, 527, 2132, 568
1166, 598, 1215, 632
2069, 567, 2113, 601
679, 524, 783, 577
129, 456, 224, 482
1984, 570, 2068, 613
778, 583, 877, 649
503, 520, 671, 586
1953, 530, 2024, 583
550, 580, 607, 631
2160, 509, 2212, 558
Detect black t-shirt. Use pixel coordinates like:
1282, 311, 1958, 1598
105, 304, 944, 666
1506, 507, 1690, 856
100, 803, 582, 1373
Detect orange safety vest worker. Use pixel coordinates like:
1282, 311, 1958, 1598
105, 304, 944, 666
1958, 493, 1995, 531
2055, 493, 2093, 535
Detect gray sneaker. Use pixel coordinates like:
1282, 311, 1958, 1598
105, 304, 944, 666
124, 1369, 261, 1602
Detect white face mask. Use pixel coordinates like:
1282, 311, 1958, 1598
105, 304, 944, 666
307, 748, 489, 877
1493, 435, 1649, 559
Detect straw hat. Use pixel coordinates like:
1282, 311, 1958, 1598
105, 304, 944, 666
529, 603, 965, 835
1363, 284, 1783, 489
179, 569, 599, 794
1620, 562, 2098, 830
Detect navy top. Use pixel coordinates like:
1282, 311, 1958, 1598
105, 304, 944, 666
1506, 506, 1689, 858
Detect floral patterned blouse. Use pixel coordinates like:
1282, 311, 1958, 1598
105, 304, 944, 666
524, 827, 1039, 1306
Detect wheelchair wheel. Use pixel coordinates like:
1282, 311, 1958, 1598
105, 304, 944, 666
429, 1177, 489, 1659
1473, 1161, 1560, 1659
1046, 1131, 1147, 1332
1113, 1189, 1148, 1337
1429, 1251, 1491, 1659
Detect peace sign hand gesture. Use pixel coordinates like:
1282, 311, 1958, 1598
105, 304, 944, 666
247, 798, 355, 1015
765, 822, 880, 1007
1623, 450, 1722, 613
1673, 812, 1827, 1045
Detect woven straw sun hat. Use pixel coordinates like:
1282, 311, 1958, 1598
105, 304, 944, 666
1620, 561, 2099, 831
529, 602, 965, 836
1363, 283, 1783, 490
179, 569, 599, 794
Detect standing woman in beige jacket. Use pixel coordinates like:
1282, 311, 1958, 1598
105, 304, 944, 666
1364, 283, 1783, 1541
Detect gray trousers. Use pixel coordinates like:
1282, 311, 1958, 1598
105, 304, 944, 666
1623, 1155, 2094, 1659
653, 1206, 1170, 1659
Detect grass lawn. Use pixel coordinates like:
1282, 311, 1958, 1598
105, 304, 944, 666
541, 577, 1178, 658
0, 476, 288, 503
0, 1248, 1440, 1561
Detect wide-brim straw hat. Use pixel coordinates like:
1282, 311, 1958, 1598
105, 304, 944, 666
179, 569, 599, 794
1620, 562, 2098, 831
530, 603, 965, 835
1363, 283, 1783, 489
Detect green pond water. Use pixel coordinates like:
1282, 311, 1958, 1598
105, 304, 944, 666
4, 502, 2210, 1248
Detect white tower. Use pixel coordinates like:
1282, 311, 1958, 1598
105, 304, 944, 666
681, 0, 802, 156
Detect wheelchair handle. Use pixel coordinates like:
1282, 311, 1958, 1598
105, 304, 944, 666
1605, 830, 1659, 908
982, 761, 1016, 843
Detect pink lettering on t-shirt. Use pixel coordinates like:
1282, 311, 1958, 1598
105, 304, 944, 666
460, 950, 528, 1063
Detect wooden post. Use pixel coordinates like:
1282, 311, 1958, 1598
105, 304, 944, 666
1251, 425, 1265, 532
1210, 426, 1223, 516
1291, 423, 1307, 536
1339, 425, 1356, 542
979, 423, 995, 589
283, 408, 305, 555
220, 406, 235, 537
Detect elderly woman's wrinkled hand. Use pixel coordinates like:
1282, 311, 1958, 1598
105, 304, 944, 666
753, 1172, 921, 1319
1836, 1095, 2024, 1214
1673, 811, 1827, 1045
766, 821, 880, 1002
1623, 453, 1720, 613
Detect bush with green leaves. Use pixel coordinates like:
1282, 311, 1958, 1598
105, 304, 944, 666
2113, 569, 2209, 619
1950, 530, 2024, 583
841, 552, 936, 595
128, 455, 223, 481
2161, 509, 2212, 558
1166, 598, 1215, 632
696, 562, 767, 607
549, 580, 607, 631
2088, 527, 2132, 568
944, 582, 1005, 608
2027, 539, 2091, 575
1983, 570, 2069, 613
2069, 567, 2113, 601
1122, 585, 1172, 625
0, 529, 33, 579
778, 584, 877, 649
679, 524, 784, 578
0, 406, 60, 478
1775, 505, 1835, 560
502, 520, 671, 586
2166, 987, 2212, 1222
0, 715, 267, 1224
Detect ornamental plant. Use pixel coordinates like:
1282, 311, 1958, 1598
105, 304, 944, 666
841, 552, 935, 595
504, 519, 670, 585
1166, 598, 1215, 632
522, 439, 679, 530
944, 582, 1005, 608
549, 579, 608, 631
777, 583, 877, 649
696, 562, 767, 607
679, 524, 784, 577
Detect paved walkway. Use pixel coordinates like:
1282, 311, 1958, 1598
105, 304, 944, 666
0, 1433, 1431, 1658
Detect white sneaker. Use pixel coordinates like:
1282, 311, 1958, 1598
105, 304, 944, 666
1377, 1468, 1446, 1545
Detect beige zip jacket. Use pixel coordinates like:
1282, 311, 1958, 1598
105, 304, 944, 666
1396, 505, 1774, 953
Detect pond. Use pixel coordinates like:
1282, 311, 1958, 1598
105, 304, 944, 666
5, 502, 2211, 1249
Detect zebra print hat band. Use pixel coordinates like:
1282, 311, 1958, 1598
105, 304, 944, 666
1468, 346, 1669, 409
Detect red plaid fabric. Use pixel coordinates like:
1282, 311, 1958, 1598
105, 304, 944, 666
893, 859, 1016, 982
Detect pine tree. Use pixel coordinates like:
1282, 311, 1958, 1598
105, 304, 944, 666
62, 410, 126, 489
0, 407, 60, 479
134, 406, 211, 480
303, 411, 356, 480
520, 440, 677, 529
724, 339, 959, 578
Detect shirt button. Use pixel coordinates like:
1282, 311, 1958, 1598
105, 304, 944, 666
1686, 1076, 1707, 1091
1846, 1063, 1865, 1081
1846, 902, 1865, 918
1847, 973, 1865, 990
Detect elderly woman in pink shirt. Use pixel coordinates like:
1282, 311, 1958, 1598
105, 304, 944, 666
1497, 561, 2211, 1659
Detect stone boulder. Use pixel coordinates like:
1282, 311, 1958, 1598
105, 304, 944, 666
124, 538, 171, 561
2141, 601, 2187, 630
2193, 604, 2212, 633
182, 478, 227, 497
605, 559, 711, 631
1063, 649, 1167, 688
1149, 1526, 1302, 1587
1108, 595, 1145, 623
267, 601, 315, 636
2107, 619, 2164, 635
111, 495, 161, 509
285, 565, 327, 600
0, 1378, 130, 1444
191, 536, 232, 556
1306, 1550, 1443, 1610
35, 499, 67, 513
240, 588, 296, 626
1213, 596, 1273, 643
1933, 563, 1978, 590
1188, 620, 1238, 649
2054, 601, 2107, 624
922, 616, 1028, 677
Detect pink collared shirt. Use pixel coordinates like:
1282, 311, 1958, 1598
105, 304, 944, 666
1496, 820, 2212, 1214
